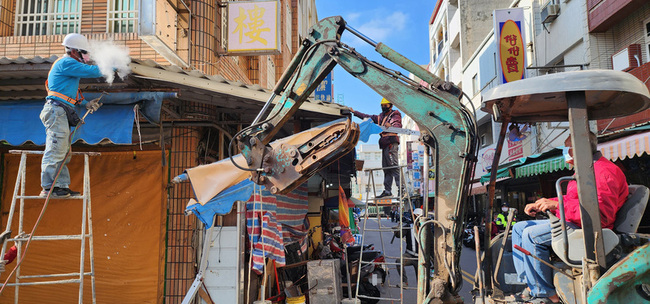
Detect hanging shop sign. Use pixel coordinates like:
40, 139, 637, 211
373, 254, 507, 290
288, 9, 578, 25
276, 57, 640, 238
227, 0, 280, 55
493, 8, 526, 84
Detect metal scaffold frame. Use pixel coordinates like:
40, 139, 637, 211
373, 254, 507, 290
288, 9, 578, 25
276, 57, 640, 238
0, 150, 98, 304
355, 165, 418, 303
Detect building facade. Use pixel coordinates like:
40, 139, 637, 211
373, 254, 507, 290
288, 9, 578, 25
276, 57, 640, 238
0, 1, 342, 303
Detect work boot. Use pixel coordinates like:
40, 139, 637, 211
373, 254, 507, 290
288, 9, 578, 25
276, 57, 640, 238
39, 187, 71, 198
377, 191, 392, 198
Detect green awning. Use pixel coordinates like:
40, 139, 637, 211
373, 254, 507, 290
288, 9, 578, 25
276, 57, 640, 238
515, 155, 572, 178
479, 166, 514, 184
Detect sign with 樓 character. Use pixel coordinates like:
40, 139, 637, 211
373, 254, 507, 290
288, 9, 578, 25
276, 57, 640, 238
228, 1, 280, 55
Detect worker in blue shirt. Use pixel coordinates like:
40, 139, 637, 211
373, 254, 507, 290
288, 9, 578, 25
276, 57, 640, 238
40, 33, 104, 198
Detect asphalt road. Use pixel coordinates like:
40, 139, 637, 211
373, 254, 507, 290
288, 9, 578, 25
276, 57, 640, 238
358, 217, 481, 303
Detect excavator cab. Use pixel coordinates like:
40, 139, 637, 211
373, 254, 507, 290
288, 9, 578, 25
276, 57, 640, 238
479, 70, 650, 304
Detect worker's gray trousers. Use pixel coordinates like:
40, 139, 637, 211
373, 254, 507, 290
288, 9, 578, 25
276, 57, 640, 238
40, 102, 72, 190
382, 143, 400, 194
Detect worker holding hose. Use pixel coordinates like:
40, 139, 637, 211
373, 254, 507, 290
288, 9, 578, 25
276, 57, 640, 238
40, 33, 105, 198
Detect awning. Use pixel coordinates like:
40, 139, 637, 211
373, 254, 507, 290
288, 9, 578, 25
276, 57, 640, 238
479, 147, 564, 184
599, 131, 650, 162
479, 166, 513, 184
515, 155, 571, 178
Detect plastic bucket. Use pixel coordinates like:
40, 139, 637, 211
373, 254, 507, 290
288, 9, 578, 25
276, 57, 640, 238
286, 295, 306, 304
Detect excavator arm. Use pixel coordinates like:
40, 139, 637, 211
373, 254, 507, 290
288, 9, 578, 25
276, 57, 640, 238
233, 16, 478, 303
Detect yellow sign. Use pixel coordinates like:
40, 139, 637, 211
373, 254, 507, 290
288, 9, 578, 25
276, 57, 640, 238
228, 1, 280, 54
498, 19, 525, 83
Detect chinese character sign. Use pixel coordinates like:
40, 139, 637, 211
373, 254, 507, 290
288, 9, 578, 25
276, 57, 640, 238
228, 1, 279, 54
493, 8, 526, 84
315, 73, 333, 102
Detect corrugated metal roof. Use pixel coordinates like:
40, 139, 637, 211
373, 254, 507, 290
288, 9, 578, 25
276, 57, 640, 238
0, 56, 344, 122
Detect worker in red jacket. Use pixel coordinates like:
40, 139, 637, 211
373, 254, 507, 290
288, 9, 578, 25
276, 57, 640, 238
511, 132, 628, 304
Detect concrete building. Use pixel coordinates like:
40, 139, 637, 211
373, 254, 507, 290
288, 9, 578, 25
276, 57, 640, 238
354, 144, 385, 200
428, 0, 512, 87
586, 1, 650, 133
0, 1, 348, 303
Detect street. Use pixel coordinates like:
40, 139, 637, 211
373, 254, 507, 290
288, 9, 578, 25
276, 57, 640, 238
358, 217, 480, 303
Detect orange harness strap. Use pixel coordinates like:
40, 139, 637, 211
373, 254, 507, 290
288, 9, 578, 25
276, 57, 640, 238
45, 58, 84, 105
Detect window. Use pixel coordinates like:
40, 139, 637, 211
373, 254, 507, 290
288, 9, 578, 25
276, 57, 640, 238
478, 122, 493, 147
108, 0, 138, 33
471, 74, 479, 95
15, 0, 81, 36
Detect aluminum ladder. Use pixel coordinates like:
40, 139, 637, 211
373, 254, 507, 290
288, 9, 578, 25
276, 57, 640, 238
0, 150, 98, 304
354, 165, 418, 303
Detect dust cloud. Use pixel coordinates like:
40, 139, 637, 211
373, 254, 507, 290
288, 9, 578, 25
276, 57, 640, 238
89, 40, 131, 84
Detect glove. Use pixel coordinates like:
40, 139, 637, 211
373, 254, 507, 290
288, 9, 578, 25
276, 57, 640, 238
86, 98, 103, 113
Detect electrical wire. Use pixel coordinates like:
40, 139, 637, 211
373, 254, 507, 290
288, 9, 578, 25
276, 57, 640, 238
0, 109, 91, 295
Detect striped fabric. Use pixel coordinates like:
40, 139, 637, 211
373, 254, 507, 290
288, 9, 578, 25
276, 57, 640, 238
246, 183, 309, 274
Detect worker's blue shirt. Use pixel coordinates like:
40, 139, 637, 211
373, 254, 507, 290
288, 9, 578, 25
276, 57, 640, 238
46, 56, 103, 107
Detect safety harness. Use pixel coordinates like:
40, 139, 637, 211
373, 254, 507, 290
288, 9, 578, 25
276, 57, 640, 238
45, 58, 85, 106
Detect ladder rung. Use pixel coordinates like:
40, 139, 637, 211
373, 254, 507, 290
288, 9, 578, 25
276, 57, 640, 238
9, 234, 89, 241
16, 195, 84, 200
360, 260, 402, 266
384, 255, 419, 261
356, 294, 401, 301
5, 278, 82, 286
19, 272, 92, 279
9, 150, 100, 156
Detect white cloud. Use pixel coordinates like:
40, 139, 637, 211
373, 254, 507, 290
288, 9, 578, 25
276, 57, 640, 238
343, 11, 408, 47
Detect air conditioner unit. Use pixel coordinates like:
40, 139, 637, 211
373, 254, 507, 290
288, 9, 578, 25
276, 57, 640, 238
541, 4, 560, 24
612, 44, 642, 71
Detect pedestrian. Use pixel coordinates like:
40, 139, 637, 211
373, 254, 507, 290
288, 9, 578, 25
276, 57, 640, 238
349, 98, 403, 197
40, 33, 105, 198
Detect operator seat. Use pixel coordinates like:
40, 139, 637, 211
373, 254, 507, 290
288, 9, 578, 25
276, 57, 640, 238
549, 184, 650, 267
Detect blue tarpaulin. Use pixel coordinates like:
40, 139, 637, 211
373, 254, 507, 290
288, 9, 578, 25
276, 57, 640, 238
186, 179, 255, 227
0, 100, 135, 145
359, 119, 383, 143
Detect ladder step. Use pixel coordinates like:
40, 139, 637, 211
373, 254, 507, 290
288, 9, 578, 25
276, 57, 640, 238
19, 272, 93, 279
356, 294, 401, 301
360, 260, 402, 266
9, 150, 100, 156
384, 255, 419, 261
16, 195, 84, 200
5, 278, 83, 286
9, 234, 90, 241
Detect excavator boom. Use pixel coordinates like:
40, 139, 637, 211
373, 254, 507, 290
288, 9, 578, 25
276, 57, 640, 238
234, 16, 478, 302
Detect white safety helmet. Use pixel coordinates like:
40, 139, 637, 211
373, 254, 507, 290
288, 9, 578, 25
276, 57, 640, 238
62, 33, 90, 52
413, 208, 423, 217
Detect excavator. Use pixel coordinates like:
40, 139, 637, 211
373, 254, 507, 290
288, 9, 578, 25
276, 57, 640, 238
233, 16, 650, 304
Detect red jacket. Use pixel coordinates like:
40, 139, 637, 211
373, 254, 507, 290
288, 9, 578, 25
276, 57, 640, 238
552, 157, 628, 229
352, 109, 402, 149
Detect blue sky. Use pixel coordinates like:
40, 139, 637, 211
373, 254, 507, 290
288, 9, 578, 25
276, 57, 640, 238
315, 0, 436, 118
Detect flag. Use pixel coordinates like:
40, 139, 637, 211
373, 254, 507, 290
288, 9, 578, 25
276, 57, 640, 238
338, 185, 350, 227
